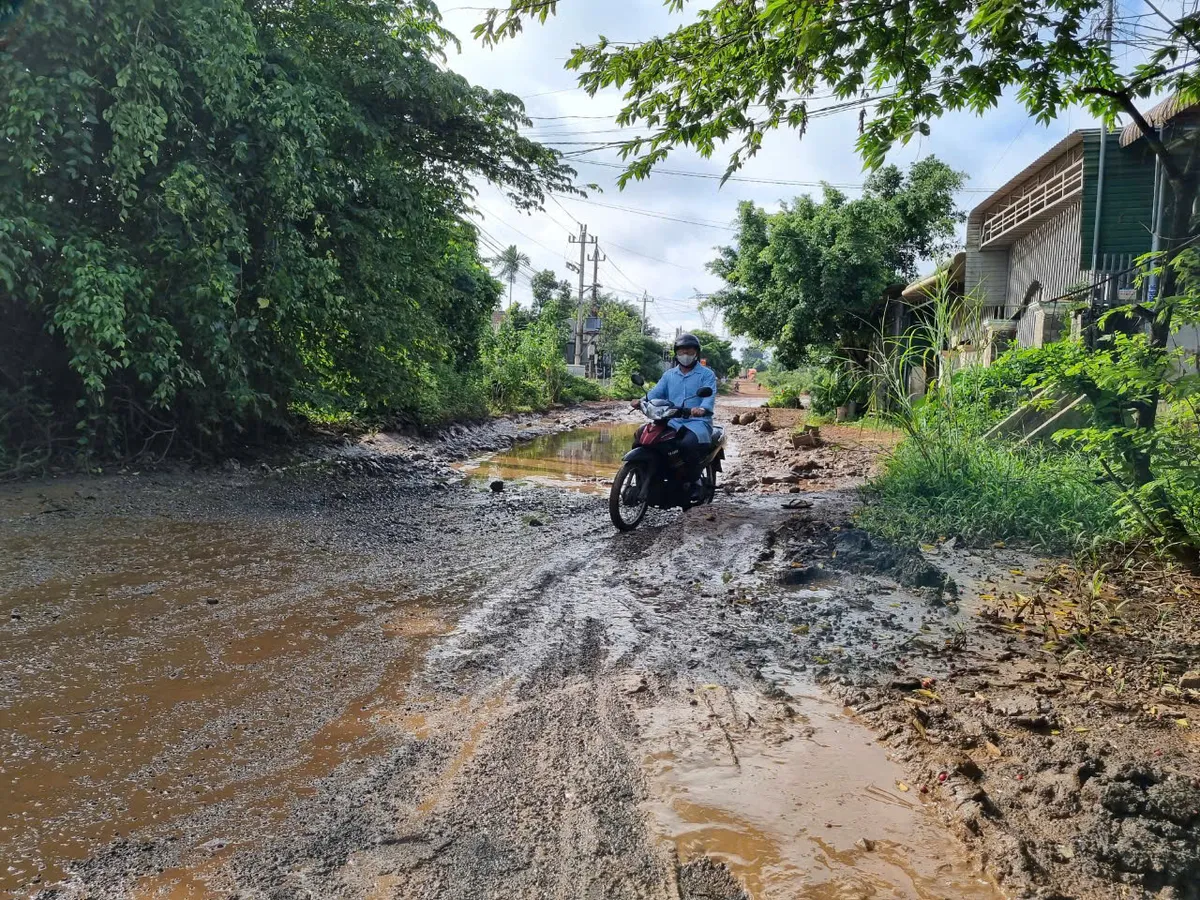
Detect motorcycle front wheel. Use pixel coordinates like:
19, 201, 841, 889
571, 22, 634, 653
702, 461, 718, 503
610, 461, 650, 531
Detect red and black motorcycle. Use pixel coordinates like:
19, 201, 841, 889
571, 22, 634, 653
609, 375, 726, 531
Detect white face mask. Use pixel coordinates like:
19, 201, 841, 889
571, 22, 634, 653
676, 352, 697, 367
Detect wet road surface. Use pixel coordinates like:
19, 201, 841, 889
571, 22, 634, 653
0, 408, 1002, 898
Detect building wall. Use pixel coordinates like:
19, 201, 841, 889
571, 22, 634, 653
1007, 199, 1083, 307
964, 218, 1009, 315
1079, 130, 1157, 270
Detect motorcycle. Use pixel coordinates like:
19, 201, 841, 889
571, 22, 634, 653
609, 373, 726, 531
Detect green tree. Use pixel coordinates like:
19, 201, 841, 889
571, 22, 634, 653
0, 0, 577, 465
490, 244, 532, 309
592, 294, 663, 377
531, 268, 574, 321
475, 0, 1200, 424
613, 331, 666, 381
707, 159, 964, 366
692, 329, 737, 378
740, 343, 769, 370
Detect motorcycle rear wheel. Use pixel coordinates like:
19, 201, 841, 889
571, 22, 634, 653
610, 461, 650, 531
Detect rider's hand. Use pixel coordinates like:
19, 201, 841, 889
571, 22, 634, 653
690, 407, 707, 417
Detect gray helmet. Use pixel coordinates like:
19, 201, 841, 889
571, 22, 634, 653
674, 332, 701, 353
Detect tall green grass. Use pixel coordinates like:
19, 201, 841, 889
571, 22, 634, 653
859, 436, 1124, 552
859, 266, 1127, 553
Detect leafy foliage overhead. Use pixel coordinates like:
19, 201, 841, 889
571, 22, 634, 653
0, 0, 576, 466
707, 158, 964, 365
476, 0, 1200, 180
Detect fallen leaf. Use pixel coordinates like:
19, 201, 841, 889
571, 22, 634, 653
1010, 569, 1025, 576
1177, 718, 1190, 729
979, 593, 996, 601
896, 781, 910, 792
919, 543, 935, 552
915, 688, 941, 701
702, 684, 721, 691
911, 717, 928, 739
984, 741, 1002, 758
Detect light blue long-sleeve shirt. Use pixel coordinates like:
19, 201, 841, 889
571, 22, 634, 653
647, 364, 717, 442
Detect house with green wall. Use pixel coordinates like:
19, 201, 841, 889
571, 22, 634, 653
962, 97, 1198, 363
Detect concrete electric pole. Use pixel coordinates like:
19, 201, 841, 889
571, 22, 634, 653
588, 246, 606, 305
568, 224, 596, 368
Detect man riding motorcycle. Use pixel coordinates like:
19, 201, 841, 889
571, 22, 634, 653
630, 333, 716, 503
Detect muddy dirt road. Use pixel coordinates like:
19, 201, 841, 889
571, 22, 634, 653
4, 400, 1192, 899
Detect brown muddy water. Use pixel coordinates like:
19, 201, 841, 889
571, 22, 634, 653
458, 422, 637, 491
640, 683, 1002, 899
0, 509, 459, 896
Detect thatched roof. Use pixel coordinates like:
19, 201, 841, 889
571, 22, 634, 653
1119, 95, 1200, 147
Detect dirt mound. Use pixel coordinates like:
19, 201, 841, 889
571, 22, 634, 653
677, 858, 750, 900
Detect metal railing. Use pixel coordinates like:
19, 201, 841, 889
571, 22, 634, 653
980, 156, 1084, 247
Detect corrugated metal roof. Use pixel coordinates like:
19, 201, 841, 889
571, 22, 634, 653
1119, 95, 1200, 147
967, 131, 1088, 227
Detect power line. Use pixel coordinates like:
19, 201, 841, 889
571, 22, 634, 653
475, 204, 567, 258
547, 193, 582, 227
603, 239, 695, 271
550, 194, 737, 230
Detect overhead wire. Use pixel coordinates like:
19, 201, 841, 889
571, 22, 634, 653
550, 194, 736, 230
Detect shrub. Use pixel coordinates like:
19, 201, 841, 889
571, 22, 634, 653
951, 341, 1082, 435
605, 357, 647, 400
761, 368, 813, 408
861, 268, 1129, 554
809, 365, 869, 417
859, 434, 1125, 553
479, 316, 568, 412
562, 375, 604, 403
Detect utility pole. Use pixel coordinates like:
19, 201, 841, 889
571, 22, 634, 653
588, 246, 606, 304
568, 224, 596, 369
586, 245, 606, 378
1089, 0, 1114, 286
640, 291, 653, 335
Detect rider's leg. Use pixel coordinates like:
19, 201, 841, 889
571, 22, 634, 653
675, 430, 705, 503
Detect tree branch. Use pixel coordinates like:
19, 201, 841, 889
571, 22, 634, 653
1081, 86, 1186, 183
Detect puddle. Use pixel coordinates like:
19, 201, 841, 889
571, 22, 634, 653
460, 423, 637, 492
0, 519, 464, 896
640, 683, 1002, 899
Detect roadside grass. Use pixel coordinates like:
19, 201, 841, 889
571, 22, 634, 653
858, 431, 1126, 554
803, 412, 897, 432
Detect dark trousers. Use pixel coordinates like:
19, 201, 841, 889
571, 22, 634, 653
675, 429, 707, 480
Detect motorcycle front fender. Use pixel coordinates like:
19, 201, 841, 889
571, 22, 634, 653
622, 446, 658, 464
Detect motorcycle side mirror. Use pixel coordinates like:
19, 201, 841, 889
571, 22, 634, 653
696, 387, 713, 398
630, 372, 645, 386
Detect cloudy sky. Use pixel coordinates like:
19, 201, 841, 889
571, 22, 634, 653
439, 1, 1109, 338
